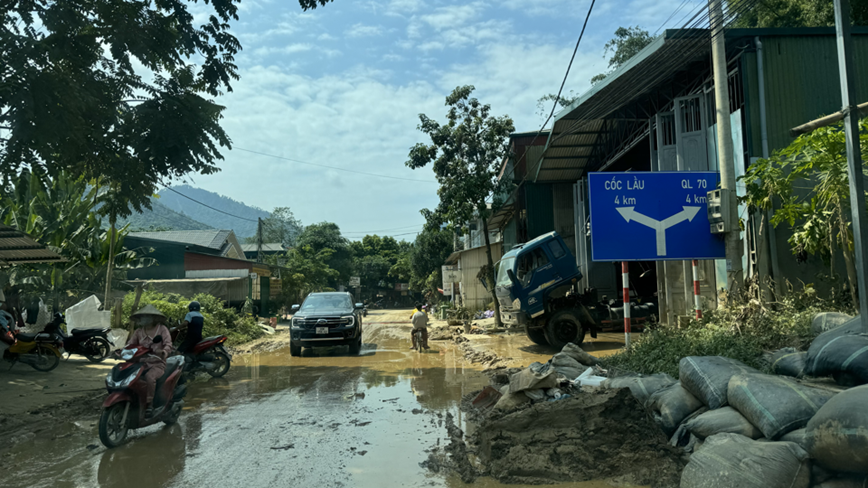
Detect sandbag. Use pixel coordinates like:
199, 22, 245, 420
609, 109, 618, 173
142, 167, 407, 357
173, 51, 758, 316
779, 428, 807, 450
493, 390, 531, 411
602, 373, 677, 406
805, 384, 868, 474
684, 406, 763, 440
509, 367, 558, 393
770, 348, 807, 378
680, 356, 761, 409
550, 353, 585, 379
812, 312, 853, 335
814, 477, 868, 488
680, 433, 811, 488
806, 317, 868, 386
561, 342, 600, 366
646, 383, 704, 437
727, 373, 836, 440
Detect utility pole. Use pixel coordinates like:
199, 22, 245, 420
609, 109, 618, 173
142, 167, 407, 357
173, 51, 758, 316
709, 0, 743, 292
257, 217, 263, 264
833, 0, 868, 328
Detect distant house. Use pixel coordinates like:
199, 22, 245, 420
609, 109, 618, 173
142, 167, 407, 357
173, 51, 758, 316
124, 229, 281, 315
240, 243, 287, 261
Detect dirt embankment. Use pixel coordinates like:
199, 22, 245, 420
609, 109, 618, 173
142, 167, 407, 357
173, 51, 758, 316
428, 388, 687, 487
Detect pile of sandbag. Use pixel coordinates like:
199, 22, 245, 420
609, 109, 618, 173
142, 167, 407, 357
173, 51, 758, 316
806, 317, 868, 387
491, 343, 601, 410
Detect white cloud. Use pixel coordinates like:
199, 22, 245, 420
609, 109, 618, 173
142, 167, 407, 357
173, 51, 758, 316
346, 23, 384, 38
420, 2, 486, 30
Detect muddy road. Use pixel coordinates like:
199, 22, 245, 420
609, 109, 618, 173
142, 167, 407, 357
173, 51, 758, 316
1, 310, 628, 488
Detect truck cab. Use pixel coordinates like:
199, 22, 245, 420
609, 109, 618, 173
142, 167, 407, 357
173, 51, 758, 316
495, 232, 591, 348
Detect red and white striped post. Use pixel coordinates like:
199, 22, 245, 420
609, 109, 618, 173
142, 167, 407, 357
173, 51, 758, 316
622, 262, 631, 349
692, 259, 702, 319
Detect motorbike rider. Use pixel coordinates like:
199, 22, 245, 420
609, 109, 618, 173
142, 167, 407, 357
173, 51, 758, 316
125, 305, 173, 417
178, 301, 204, 355
410, 302, 429, 350
0, 291, 16, 351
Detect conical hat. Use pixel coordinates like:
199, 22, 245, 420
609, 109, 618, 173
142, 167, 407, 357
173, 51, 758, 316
131, 304, 166, 319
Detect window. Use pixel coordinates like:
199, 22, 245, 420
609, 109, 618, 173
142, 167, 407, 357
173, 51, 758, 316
495, 257, 516, 287
547, 240, 566, 259
516, 248, 550, 286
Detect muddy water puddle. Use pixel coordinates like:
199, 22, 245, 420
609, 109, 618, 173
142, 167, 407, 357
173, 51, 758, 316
1, 319, 638, 488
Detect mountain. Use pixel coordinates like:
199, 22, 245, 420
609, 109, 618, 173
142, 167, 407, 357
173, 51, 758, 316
119, 199, 214, 232
156, 185, 270, 238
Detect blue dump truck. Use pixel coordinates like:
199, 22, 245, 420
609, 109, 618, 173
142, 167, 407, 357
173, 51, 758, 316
494, 231, 658, 348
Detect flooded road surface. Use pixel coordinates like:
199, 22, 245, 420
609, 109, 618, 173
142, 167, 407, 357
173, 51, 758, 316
2, 310, 633, 488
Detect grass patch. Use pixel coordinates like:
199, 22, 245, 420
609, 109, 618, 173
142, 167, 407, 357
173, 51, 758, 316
603, 284, 852, 378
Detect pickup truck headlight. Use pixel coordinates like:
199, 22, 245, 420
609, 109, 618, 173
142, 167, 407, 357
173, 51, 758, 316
341, 316, 355, 327
291, 317, 303, 329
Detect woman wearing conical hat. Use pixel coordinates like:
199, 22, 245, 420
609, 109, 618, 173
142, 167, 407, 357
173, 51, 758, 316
126, 305, 173, 418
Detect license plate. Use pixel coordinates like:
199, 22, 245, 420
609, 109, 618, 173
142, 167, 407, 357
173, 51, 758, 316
316, 327, 329, 335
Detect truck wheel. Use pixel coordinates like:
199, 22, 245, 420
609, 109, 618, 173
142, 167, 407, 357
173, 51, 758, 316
289, 342, 302, 357
524, 326, 548, 346
544, 310, 586, 349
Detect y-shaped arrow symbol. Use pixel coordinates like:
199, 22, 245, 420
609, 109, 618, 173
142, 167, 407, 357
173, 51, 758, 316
616, 206, 701, 256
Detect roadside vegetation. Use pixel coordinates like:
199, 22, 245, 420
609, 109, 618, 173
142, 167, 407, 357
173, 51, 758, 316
122, 291, 263, 346
604, 282, 853, 377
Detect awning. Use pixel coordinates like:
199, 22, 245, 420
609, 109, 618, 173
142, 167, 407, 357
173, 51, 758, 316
0, 225, 64, 266
536, 29, 712, 182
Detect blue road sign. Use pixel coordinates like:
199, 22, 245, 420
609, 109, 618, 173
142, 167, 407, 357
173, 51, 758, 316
588, 171, 725, 262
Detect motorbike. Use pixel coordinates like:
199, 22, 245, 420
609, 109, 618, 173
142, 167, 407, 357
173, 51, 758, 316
1, 327, 62, 372
362, 306, 368, 317
43, 313, 112, 363
99, 335, 187, 448
170, 325, 231, 378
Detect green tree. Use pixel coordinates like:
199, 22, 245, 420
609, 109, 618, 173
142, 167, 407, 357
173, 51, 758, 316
297, 222, 352, 286
591, 26, 655, 85
246, 207, 303, 248
731, 0, 868, 28
407, 86, 514, 326
0, 169, 152, 308
279, 245, 340, 304
1, 0, 335, 213
408, 227, 453, 299
740, 118, 868, 305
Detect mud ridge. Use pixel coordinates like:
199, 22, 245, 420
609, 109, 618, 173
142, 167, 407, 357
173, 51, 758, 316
435, 388, 687, 487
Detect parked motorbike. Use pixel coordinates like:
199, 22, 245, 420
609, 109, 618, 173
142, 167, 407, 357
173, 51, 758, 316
43, 313, 112, 363
362, 307, 368, 317
1, 327, 62, 372
170, 325, 231, 378
99, 335, 187, 448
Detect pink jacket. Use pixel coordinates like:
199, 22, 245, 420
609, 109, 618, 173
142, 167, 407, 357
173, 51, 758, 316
127, 325, 173, 365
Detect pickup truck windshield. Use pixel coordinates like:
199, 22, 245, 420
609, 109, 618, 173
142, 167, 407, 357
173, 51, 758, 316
495, 257, 515, 287
301, 295, 351, 311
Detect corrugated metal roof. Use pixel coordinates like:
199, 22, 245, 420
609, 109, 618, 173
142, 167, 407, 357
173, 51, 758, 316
240, 243, 285, 252
129, 229, 233, 251
0, 225, 64, 265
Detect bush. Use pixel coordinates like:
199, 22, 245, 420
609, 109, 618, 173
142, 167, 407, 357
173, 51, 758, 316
603, 284, 853, 378
121, 291, 263, 346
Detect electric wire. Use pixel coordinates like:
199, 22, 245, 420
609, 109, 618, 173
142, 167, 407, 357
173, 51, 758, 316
232, 146, 437, 184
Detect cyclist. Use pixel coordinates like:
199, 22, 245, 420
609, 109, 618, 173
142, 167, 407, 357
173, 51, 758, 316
410, 302, 429, 350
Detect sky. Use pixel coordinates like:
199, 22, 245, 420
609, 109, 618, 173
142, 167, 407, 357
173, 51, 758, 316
183, 0, 705, 240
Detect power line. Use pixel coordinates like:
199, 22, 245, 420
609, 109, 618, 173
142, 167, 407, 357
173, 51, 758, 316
162, 187, 259, 223
232, 146, 438, 184
342, 224, 425, 234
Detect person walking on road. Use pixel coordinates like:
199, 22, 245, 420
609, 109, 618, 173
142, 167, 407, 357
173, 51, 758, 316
410, 302, 429, 350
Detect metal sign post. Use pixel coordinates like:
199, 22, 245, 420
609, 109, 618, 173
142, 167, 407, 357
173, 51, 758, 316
692, 260, 702, 319
834, 0, 868, 329
622, 262, 631, 348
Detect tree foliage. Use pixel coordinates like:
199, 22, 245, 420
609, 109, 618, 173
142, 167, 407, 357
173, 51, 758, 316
0, 0, 335, 216
407, 85, 514, 325
296, 222, 352, 286
246, 207, 303, 248
0, 169, 153, 307
740, 118, 868, 304
277, 245, 340, 305
591, 26, 655, 85
731, 0, 868, 28
408, 226, 453, 298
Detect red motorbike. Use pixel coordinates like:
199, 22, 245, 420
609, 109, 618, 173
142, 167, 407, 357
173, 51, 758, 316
99, 336, 187, 448
170, 326, 231, 378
